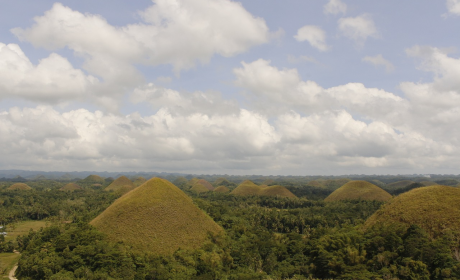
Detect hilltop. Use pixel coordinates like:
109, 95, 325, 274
364, 185, 460, 237
81, 175, 105, 183
385, 180, 415, 190
324, 180, 392, 202
104, 176, 135, 194
59, 183, 82, 192
90, 177, 222, 255
7, 183, 32, 190
133, 177, 147, 187
231, 180, 296, 198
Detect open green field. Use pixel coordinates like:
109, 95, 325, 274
4, 220, 48, 242
0, 252, 20, 278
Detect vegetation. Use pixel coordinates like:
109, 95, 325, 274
324, 180, 392, 202
133, 176, 147, 187
214, 186, 230, 193
231, 180, 296, 198
80, 175, 105, 184
7, 183, 32, 191
385, 180, 415, 190
0, 252, 20, 277
90, 177, 222, 255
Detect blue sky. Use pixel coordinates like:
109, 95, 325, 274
0, 0, 460, 175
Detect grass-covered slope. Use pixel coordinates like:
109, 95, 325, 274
7, 183, 32, 190
385, 180, 415, 190
59, 183, 82, 192
190, 182, 210, 193
231, 180, 297, 198
133, 177, 147, 187
364, 185, 460, 237
324, 180, 392, 202
90, 177, 222, 255
104, 176, 135, 194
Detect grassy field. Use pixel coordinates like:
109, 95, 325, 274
0, 252, 20, 278
4, 220, 48, 242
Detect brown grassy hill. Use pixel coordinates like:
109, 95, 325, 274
231, 180, 261, 196
90, 177, 222, 255
104, 176, 135, 194
190, 182, 210, 193
231, 181, 297, 198
213, 177, 233, 187
364, 185, 460, 237
324, 178, 351, 190
385, 180, 415, 190
213, 186, 230, 193
260, 185, 296, 198
7, 183, 32, 190
324, 180, 392, 202
60, 183, 82, 192
82, 175, 105, 183
133, 177, 147, 187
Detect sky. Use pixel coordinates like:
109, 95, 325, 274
1, 0, 460, 175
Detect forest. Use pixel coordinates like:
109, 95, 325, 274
0, 174, 459, 280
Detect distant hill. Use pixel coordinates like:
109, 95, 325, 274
82, 175, 105, 183
190, 182, 210, 193
231, 180, 296, 198
90, 177, 222, 255
364, 185, 460, 237
133, 177, 147, 187
213, 186, 230, 193
324, 180, 392, 202
306, 179, 350, 190
59, 183, 82, 192
7, 183, 32, 190
385, 180, 415, 190
419, 181, 438, 186
104, 176, 135, 194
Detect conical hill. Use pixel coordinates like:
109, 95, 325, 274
364, 185, 460, 237
7, 183, 32, 190
385, 180, 415, 190
231, 180, 297, 198
190, 182, 210, 193
324, 180, 392, 202
90, 177, 222, 254
82, 174, 104, 183
104, 176, 135, 194
213, 186, 230, 193
133, 177, 147, 187
60, 183, 82, 192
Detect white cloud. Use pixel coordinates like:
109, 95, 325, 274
362, 54, 395, 72
324, 0, 347, 15
12, 1, 269, 75
446, 0, 460, 15
0, 43, 98, 103
338, 14, 378, 45
294, 25, 330, 51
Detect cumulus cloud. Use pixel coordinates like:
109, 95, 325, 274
338, 14, 378, 45
324, 0, 347, 15
446, 0, 460, 15
0, 43, 98, 103
12, 1, 269, 74
362, 54, 395, 72
294, 25, 330, 51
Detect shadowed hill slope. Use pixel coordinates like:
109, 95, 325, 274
133, 177, 147, 187
7, 183, 32, 190
231, 180, 297, 198
90, 177, 222, 255
190, 182, 210, 193
364, 185, 460, 237
385, 180, 415, 190
60, 183, 82, 192
324, 180, 392, 202
104, 176, 135, 194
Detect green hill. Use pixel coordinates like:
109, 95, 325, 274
7, 183, 32, 190
324, 180, 392, 202
59, 183, 82, 192
104, 176, 135, 194
364, 185, 460, 237
419, 181, 438, 186
82, 175, 105, 183
213, 186, 230, 193
90, 177, 222, 255
190, 182, 210, 193
231, 180, 297, 198
133, 177, 147, 187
